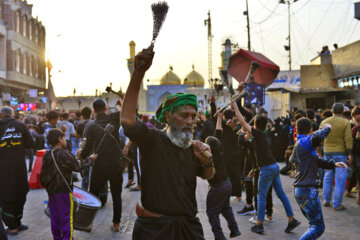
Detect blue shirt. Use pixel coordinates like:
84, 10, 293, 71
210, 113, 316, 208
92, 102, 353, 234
290, 127, 335, 187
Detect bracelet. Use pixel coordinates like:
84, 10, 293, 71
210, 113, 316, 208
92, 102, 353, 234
203, 162, 214, 168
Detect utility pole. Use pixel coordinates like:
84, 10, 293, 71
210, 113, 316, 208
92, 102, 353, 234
287, 1, 291, 70
204, 10, 213, 82
280, 0, 298, 71
244, 0, 251, 51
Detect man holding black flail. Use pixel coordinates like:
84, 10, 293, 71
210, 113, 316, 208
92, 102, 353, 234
121, 48, 214, 240
79, 99, 123, 232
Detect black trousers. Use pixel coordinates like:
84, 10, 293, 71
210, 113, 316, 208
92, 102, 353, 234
254, 171, 273, 216
25, 149, 34, 172
90, 166, 123, 223
0, 196, 26, 230
206, 179, 239, 239
127, 160, 134, 181
129, 146, 141, 185
0, 214, 8, 240
133, 216, 204, 240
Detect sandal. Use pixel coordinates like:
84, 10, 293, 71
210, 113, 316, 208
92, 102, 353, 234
334, 205, 346, 211
6, 229, 18, 236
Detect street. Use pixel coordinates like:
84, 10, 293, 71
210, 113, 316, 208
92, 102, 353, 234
7, 163, 360, 240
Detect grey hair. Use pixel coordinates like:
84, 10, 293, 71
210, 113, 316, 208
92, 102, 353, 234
0, 106, 14, 118
332, 103, 344, 115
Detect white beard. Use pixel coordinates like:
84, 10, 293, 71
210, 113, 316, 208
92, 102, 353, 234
166, 118, 193, 149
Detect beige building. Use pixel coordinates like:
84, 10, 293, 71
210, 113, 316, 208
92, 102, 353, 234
0, 0, 46, 106
266, 39, 360, 119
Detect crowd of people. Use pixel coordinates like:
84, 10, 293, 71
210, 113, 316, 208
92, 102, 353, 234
0, 47, 359, 240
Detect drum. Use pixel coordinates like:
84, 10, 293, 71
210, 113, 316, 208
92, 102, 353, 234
44, 186, 101, 232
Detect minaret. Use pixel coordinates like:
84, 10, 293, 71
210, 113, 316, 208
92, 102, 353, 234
127, 41, 135, 75
127, 41, 146, 112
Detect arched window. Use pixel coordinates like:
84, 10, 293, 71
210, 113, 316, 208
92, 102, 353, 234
34, 57, 38, 78
23, 53, 27, 75
41, 28, 45, 46
35, 25, 38, 44
16, 11, 20, 32
38, 28, 42, 46
30, 56, 34, 77
16, 49, 21, 72
0, 5, 3, 21
23, 16, 27, 37
29, 21, 32, 40
36, 58, 40, 78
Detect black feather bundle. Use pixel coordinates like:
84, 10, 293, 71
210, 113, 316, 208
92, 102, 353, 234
150, 1, 169, 47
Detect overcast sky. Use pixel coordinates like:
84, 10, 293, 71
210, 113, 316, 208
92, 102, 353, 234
27, 0, 360, 96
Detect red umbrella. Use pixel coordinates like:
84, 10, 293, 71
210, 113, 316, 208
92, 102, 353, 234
227, 49, 280, 87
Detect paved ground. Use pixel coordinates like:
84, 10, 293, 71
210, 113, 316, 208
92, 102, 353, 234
5, 163, 360, 240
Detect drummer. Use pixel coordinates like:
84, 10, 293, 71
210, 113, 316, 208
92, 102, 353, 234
40, 129, 97, 240
121, 48, 214, 239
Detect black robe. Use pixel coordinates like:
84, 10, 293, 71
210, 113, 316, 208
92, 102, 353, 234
0, 117, 34, 202
123, 120, 205, 240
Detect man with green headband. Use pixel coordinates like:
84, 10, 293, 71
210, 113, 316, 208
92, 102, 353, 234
121, 48, 214, 240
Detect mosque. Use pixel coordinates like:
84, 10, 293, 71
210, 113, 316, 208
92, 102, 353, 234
128, 41, 229, 114
55, 41, 229, 113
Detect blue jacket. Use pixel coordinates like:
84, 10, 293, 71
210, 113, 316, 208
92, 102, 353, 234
290, 127, 335, 187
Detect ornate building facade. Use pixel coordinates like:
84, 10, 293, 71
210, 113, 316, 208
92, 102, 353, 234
0, 0, 46, 106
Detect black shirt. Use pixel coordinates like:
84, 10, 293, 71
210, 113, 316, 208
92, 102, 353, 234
207, 130, 228, 185
251, 127, 276, 167
0, 117, 34, 201
40, 148, 92, 196
123, 120, 203, 217
76, 119, 89, 137
80, 112, 122, 168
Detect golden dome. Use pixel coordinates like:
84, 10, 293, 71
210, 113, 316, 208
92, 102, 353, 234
183, 65, 205, 87
159, 66, 181, 85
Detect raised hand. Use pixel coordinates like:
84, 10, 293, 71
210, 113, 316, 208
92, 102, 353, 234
135, 48, 155, 72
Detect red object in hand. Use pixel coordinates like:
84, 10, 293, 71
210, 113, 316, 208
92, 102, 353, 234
227, 49, 280, 87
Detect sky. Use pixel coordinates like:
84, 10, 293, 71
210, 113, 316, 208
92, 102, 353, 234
26, 0, 360, 97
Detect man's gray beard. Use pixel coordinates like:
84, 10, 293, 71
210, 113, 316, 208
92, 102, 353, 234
166, 118, 193, 149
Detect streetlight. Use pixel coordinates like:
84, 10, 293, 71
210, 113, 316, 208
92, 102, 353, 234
279, 0, 299, 71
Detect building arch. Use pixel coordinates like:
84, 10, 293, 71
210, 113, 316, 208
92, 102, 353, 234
30, 55, 34, 77
29, 20, 32, 40
34, 24, 38, 44
23, 52, 28, 75
34, 56, 38, 78
157, 91, 171, 107
16, 49, 21, 72
22, 15, 27, 37
15, 11, 21, 32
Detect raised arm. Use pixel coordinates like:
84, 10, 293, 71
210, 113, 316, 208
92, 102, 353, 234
230, 101, 251, 133
121, 48, 154, 126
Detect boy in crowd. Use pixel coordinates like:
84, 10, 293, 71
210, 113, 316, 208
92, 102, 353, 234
290, 118, 347, 240
44, 111, 60, 150
40, 129, 97, 240
231, 100, 300, 234
58, 113, 76, 151
204, 111, 241, 240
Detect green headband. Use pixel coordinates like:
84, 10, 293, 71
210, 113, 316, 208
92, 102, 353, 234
156, 93, 198, 123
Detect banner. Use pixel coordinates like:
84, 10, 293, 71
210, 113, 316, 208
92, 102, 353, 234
267, 70, 300, 93
2, 93, 10, 101
29, 89, 38, 98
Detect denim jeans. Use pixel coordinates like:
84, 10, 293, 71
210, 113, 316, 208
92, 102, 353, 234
257, 163, 293, 221
206, 178, 239, 239
323, 154, 347, 208
294, 187, 325, 240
